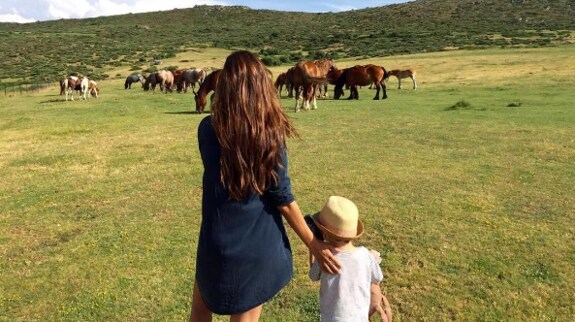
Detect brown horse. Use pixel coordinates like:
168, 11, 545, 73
333, 64, 388, 100
194, 69, 221, 114
291, 58, 335, 112
274, 72, 288, 96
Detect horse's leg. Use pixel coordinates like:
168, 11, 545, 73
412, 76, 417, 90
398, 77, 402, 89
373, 83, 380, 100
347, 85, 354, 100
381, 81, 388, 99
303, 86, 310, 111
311, 87, 318, 110
294, 86, 301, 112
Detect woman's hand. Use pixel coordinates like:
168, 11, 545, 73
309, 238, 341, 274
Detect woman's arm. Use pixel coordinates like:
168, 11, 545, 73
278, 201, 341, 274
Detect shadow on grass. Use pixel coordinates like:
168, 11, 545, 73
165, 111, 201, 115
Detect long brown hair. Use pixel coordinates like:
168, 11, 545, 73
212, 50, 298, 200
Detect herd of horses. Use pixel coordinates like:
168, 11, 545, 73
59, 59, 416, 114
273, 60, 417, 112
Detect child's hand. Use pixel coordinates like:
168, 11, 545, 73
369, 284, 392, 322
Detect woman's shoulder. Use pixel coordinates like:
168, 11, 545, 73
198, 115, 213, 135
199, 115, 212, 128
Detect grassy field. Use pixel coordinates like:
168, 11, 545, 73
1, 45, 574, 321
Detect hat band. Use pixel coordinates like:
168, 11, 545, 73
320, 219, 358, 239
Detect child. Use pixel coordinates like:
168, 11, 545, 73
308, 196, 392, 322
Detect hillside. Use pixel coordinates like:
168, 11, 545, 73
0, 0, 574, 83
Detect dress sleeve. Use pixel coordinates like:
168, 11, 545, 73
309, 259, 321, 281
265, 146, 295, 206
369, 250, 384, 284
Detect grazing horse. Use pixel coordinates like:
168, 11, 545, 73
88, 80, 100, 98
291, 59, 335, 112
334, 64, 388, 100
124, 74, 145, 89
174, 68, 206, 93
157, 70, 175, 93
386, 69, 417, 90
194, 69, 221, 114
143, 72, 160, 92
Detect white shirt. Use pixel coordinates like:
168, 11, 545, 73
309, 246, 383, 322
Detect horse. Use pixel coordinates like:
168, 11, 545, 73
194, 69, 221, 114
63, 75, 85, 101
124, 74, 144, 89
88, 80, 100, 98
143, 72, 160, 92
333, 64, 388, 100
386, 69, 417, 90
59, 79, 66, 95
157, 70, 175, 93
285, 67, 296, 98
274, 72, 289, 96
174, 68, 206, 93
291, 58, 335, 112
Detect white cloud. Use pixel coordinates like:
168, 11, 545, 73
44, 0, 226, 20
0, 8, 35, 23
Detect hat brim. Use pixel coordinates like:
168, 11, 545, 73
312, 212, 364, 241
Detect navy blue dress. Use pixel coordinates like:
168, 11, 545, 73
195, 116, 294, 315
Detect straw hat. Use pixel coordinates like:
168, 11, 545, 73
312, 196, 364, 240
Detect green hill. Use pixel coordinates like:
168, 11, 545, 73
0, 0, 573, 82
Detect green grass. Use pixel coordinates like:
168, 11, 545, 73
1, 46, 575, 321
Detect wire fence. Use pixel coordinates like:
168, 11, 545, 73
1, 82, 58, 97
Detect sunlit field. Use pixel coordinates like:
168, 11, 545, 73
1, 45, 574, 321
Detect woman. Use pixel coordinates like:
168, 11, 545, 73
189, 51, 340, 322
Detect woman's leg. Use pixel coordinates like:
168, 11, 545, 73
189, 282, 213, 322
230, 305, 263, 322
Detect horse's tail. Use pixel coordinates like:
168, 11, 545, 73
382, 67, 389, 81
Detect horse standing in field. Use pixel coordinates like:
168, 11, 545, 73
174, 68, 206, 93
385, 68, 417, 90
124, 74, 145, 89
63, 75, 85, 101
275, 72, 289, 96
291, 58, 335, 112
333, 64, 388, 100
194, 69, 221, 114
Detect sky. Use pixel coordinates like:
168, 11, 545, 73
0, 0, 412, 23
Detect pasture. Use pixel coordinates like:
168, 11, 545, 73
1, 45, 574, 321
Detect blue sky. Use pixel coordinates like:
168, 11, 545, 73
0, 0, 412, 23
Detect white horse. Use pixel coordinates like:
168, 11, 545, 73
79, 77, 90, 100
